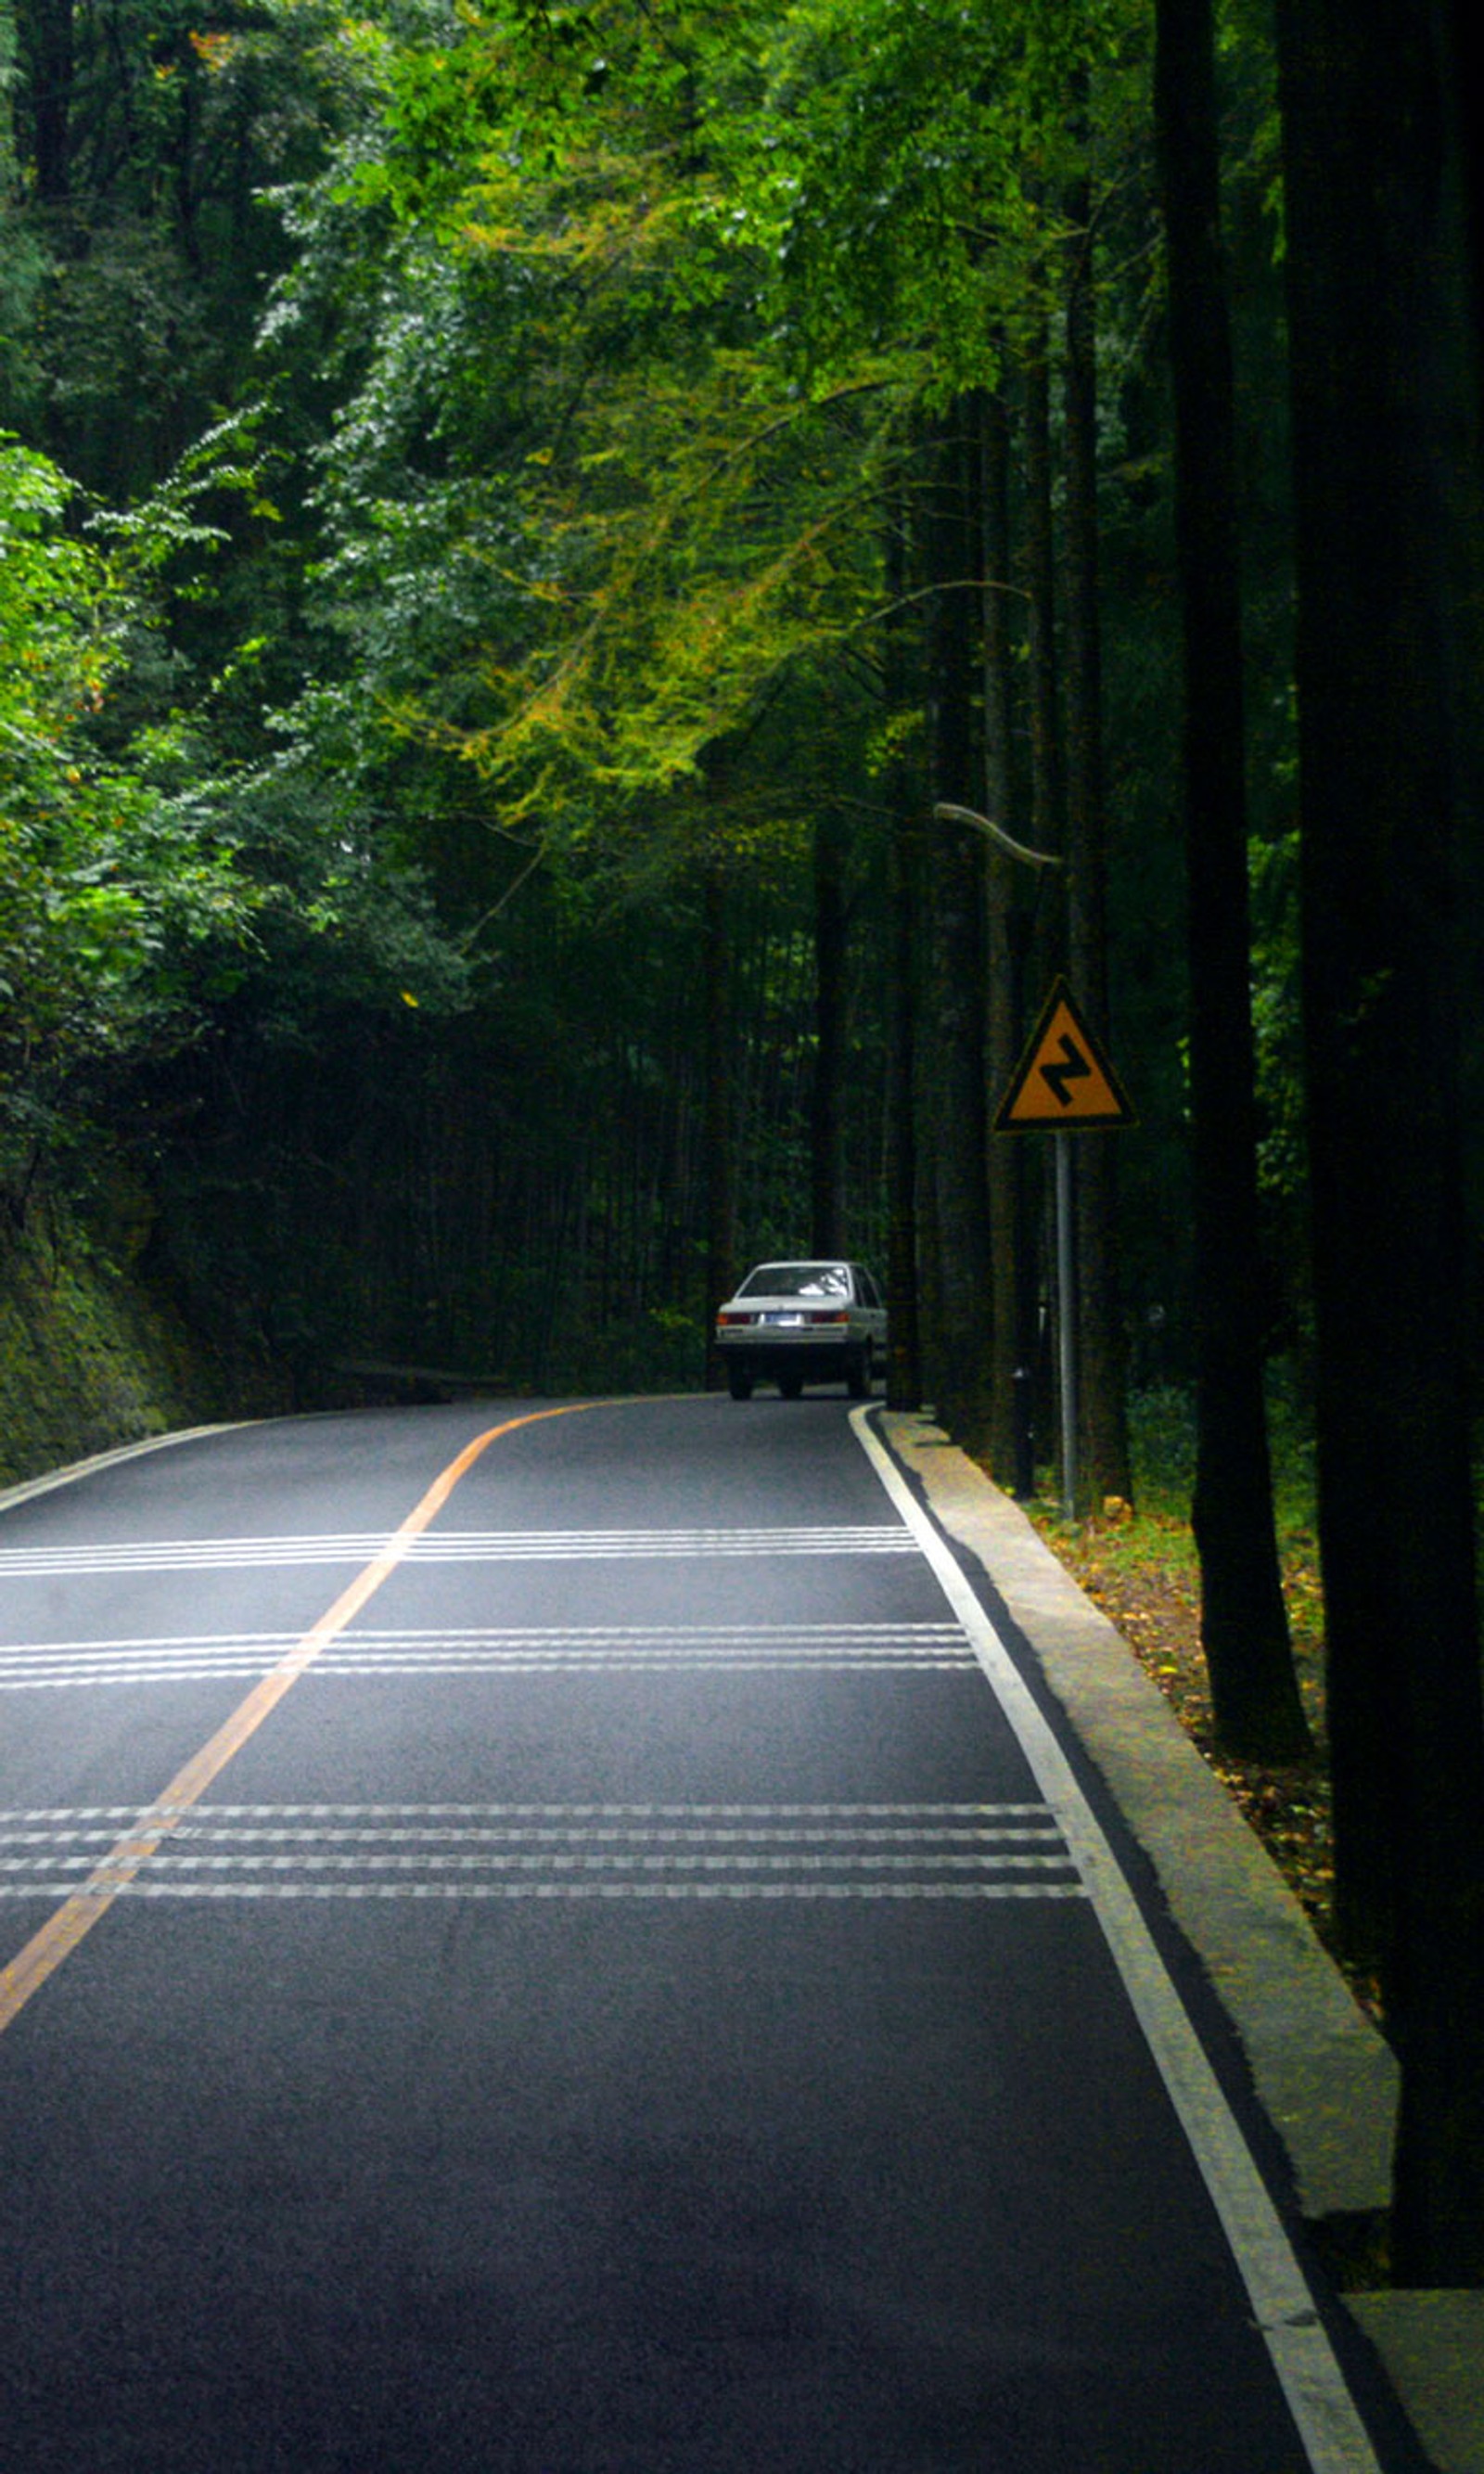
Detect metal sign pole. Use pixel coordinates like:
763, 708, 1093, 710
1055, 1131, 1078, 1520
991, 970, 1133, 1519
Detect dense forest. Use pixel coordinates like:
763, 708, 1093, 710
1, 0, 1481, 2279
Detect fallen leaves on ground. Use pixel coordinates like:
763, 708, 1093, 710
1024, 1502, 1386, 2032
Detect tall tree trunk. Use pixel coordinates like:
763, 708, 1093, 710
1457, 0, 1484, 436
1275, 0, 1484, 2283
886, 801, 924, 1412
883, 493, 923, 1409
1022, 336, 1064, 882
17, 0, 72, 203
980, 388, 1028, 1486
1063, 164, 1132, 1509
701, 861, 736, 1391
1153, 0, 1311, 1758
924, 410, 994, 1452
1020, 337, 1063, 1462
811, 808, 848, 1256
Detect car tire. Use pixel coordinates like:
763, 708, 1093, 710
727, 1367, 754, 1401
778, 1372, 804, 1400
847, 1342, 872, 1400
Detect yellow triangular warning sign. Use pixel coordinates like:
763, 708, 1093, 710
994, 978, 1136, 1132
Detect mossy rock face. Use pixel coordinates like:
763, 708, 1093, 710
0, 1204, 285, 1491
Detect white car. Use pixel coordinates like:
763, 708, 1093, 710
714, 1260, 888, 1401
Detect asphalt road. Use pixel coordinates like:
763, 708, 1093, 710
0, 1396, 1372, 2471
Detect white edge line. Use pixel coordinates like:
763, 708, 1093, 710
0, 1425, 259, 1519
849, 1404, 1381, 2474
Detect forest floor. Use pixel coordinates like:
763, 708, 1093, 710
1014, 1392, 1388, 2034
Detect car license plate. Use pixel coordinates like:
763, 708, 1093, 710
762, 1312, 805, 1326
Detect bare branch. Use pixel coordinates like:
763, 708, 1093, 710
931, 801, 1061, 869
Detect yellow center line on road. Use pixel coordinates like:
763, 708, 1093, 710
0, 1404, 593, 2034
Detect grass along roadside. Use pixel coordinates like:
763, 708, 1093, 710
1012, 1384, 1387, 2031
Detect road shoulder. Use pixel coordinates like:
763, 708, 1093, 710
0, 1423, 252, 1517
880, 1410, 1484, 2474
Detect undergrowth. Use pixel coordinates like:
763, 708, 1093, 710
1021, 1378, 1382, 2025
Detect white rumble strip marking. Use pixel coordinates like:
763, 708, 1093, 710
0, 1801, 1087, 1902
0, 1622, 975, 1689
0, 1525, 917, 1579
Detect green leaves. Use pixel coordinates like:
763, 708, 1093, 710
95, 404, 279, 586
237, 0, 1160, 952
0, 437, 259, 1156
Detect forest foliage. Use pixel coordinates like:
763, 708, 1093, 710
0, 0, 1474, 1510
2, 0, 1233, 1388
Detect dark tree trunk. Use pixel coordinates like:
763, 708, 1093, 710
1022, 339, 1064, 878
1063, 170, 1132, 1510
886, 805, 924, 1412
924, 412, 994, 1452
883, 494, 923, 1409
701, 861, 736, 1391
811, 809, 848, 1257
1020, 340, 1064, 1462
17, 0, 73, 203
979, 389, 1028, 1486
1153, 0, 1311, 1758
1275, 0, 1484, 2282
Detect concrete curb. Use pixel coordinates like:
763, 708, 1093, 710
0, 1424, 251, 1518
881, 1412, 1484, 2474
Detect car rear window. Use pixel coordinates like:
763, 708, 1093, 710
738, 1263, 851, 1300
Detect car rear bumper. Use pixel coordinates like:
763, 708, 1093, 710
714, 1331, 866, 1384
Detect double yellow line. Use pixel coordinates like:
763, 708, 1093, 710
0, 1404, 588, 2035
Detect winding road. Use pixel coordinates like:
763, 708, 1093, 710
0, 1396, 1388, 2469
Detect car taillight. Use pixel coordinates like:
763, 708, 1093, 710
810, 1310, 850, 1325
717, 1311, 752, 1327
